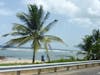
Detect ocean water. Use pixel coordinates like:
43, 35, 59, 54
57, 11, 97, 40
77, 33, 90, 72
0, 48, 83, 60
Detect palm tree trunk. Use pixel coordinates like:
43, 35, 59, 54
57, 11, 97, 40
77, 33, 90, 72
46, 52, 50, 62
32, 49, 36, 63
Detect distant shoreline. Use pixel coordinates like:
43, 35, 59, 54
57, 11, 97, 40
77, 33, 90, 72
0, 57, 42, 64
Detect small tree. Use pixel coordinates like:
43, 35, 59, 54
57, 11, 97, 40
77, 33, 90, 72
78, 35, 93, 60
78, 29, 100, 60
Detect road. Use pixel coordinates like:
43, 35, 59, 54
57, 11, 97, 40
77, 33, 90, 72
43, 67, 100, 75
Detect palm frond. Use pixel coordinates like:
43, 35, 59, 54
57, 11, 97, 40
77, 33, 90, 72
17, 36, 32, 47
41, 20, 58, 34
2, 34, 9, 37
41, 12, 50, 26
10, 32, 28, 36
44, 35, 67, 46
77, 44, 86, 51
92, 29, 100, 42
17, 12, 38, 30
1, 31, 28, 37
38, 5, 44, 30
28, 4, 38, 17
28, 5, 38, 29
4, 36, 31, 47
13, 23, 31, 34
28, 4, 42, 30
16, 12, 31, 27
17, 12, 38, 31
38, 5, 44, 22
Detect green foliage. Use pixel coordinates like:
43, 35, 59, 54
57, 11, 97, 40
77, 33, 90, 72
47, 59, 74, 63
69, 56, 76, 61
47, 58, 86, 63
78, 29, 100, 60
0, 63, 32, 66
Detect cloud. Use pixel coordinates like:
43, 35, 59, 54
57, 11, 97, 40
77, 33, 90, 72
68, 17, 100, 29
23, 0, 100, 29
24, 0, 79, 16
68, 0, 100, 29
69, 18, 92, 27
88, 0, 100, 16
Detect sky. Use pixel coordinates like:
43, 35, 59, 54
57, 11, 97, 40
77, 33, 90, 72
0, 0, 100, 50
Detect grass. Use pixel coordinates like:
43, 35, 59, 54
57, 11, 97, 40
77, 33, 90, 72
47, 58, 86, 63
0, 63, 32, 66
47, 59, 76, 63
0, 61, 46, 66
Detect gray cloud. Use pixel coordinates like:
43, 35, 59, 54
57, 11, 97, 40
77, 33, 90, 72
23, 0, 100, 29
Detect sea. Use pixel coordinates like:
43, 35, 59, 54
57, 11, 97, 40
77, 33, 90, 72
0, 48, 85, 60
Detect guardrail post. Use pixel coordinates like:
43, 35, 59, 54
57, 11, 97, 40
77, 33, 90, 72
77, 65, 79, 69
99, 63, 100, 66
16, 71, 20, 75
38, 69, 41, 75
85, 64, 88, 68
92, 63, 95, 67
66, 66, 70, 71
54, 67, 57, 72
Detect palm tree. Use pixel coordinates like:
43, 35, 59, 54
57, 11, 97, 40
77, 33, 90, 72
2, 5, 65, 63
78, 29, 100, 60
91, 29, 100, 59
78, 35, 93, 60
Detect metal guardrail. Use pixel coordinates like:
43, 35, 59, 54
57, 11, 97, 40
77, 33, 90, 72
0, 60, 100, 75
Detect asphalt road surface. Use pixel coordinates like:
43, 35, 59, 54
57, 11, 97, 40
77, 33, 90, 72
43, 66, 100, 75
